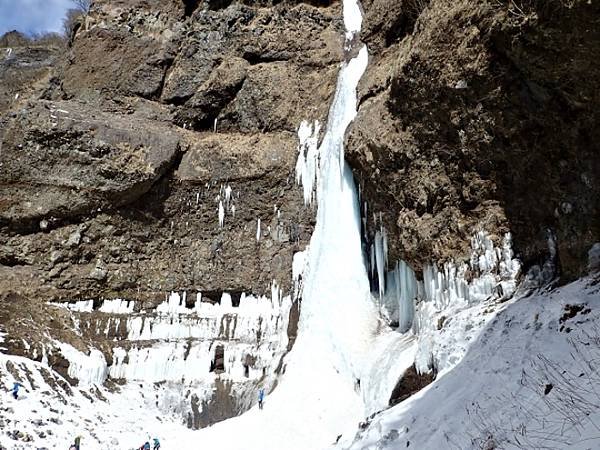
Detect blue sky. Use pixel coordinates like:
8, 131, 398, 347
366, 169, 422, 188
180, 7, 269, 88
0, 0, 78, 36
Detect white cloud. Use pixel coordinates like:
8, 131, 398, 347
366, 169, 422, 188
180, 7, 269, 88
0, 0, 77, 36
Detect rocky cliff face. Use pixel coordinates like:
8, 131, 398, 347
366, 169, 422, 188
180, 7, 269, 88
0, 0, 343, 430
1, 0, 346, 303
348, 0, 599, 282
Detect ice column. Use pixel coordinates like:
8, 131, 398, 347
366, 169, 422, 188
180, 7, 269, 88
295, 33, 376, 378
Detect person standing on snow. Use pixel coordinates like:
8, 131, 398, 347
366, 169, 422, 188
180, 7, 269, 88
258, 388, 265, 410
141, 441, 150, 450
11, 382, 24, 399
152, 437, 160, 450
74, 435, 82, 450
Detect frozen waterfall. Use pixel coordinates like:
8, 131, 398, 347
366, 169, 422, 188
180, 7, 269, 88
179, 1, 386, 448
296, 43, 377, 378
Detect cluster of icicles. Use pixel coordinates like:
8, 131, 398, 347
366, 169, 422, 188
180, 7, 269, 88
295, 120, 521, 335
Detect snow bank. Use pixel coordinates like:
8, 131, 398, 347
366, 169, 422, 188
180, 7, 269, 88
339, 277, 600, 450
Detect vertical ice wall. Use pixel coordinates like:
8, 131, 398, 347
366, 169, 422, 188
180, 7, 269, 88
295, 41, 378, 378
57, 286, 293, 385
288, 2, 428, 421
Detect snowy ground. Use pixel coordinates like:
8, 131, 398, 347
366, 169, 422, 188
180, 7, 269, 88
339, 276, 600, 450
0, 350, 196, 449
2, 277, 599, 449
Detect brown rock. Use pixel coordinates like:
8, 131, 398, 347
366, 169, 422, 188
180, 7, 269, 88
348, 0, 600, 280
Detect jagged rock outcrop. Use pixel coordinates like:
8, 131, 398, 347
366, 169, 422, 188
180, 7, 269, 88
348, 0, 600, 281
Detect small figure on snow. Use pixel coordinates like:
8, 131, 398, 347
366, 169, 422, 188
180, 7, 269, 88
11, 382, 24, 400
140, 441, 151, 450
153, 437, 160, 450
258, 387, 265, 410
69, 435, 81, 450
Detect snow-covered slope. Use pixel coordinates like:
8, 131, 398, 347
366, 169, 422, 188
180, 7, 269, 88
339, 276, 600, 450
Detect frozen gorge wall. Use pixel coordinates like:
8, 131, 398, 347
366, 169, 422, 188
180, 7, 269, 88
45, 278, 299, 428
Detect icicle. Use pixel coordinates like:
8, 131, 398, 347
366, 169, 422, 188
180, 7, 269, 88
295, 120, 322, 205
218, 201, 225, 227
374, 230, 386, 298
98, 299, 134, 314
256, 218, 261, 241
383, 228, 388, 268
225, 185, 232, 204
397, 260, 416, 333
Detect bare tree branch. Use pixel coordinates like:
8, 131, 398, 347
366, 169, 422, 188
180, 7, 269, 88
73, 0, 92, 12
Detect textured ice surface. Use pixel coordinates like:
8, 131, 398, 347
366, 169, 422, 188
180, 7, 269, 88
295, 120, 322, 205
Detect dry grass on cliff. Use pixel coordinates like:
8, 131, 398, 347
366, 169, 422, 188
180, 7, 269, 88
490, 0, 578, 23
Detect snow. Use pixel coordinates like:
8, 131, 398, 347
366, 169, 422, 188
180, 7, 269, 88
0, 353, 200, 449
339, 277, 600, 450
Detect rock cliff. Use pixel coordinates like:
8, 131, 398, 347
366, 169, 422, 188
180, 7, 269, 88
348, 0, 599, 282
0, 0, 343, 429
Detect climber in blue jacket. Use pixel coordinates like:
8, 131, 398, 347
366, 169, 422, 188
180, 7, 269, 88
11, 382, 24, 400
153, 438, 160, 450
258, 388, 265, 410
